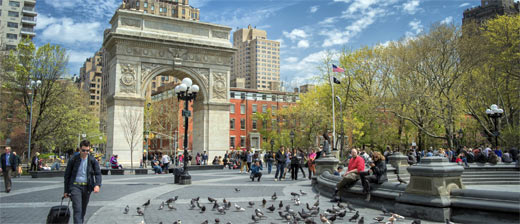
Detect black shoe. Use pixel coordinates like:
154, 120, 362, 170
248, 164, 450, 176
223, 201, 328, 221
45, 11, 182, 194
6, 189, 10, 193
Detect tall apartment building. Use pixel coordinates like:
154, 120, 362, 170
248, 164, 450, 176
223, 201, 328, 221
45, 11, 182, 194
231, 25, 281, 91
78, 50, 104, 115
463, 0, 519, 25
123, 0, 200, 21
0, 0, 37, 51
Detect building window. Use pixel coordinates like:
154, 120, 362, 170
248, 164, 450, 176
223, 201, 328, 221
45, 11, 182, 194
230, 119, 235, 130
252, 104, 257, 113
136, 1, 140, 7
151, 5, 154, 10
262, 94, 266, 100
230, 136, 235, 148
7, 22, 18, 28
262, 104, 267, 113
230, 92, 235, 98
272, 105, 277, 115
8, 11, 19, 17
230, 104, 235, 113
240, 136, 246, 148
144, 2, 148, 8
240, 93, 245, 99
252, 119, 257, 130
182, 9, 185, 14
9, 1, 20, 7
240, 104, 245, 114
240, 119, 245, 130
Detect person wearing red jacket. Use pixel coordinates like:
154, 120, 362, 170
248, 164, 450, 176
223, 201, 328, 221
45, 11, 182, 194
333, 149, 365, 199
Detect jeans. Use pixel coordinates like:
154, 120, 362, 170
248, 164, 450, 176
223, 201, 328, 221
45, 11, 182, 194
163, 163, 169, 173
275, 163, 285, 180
71, 185, 91, 224
153, 165, 163, 174
359, 171, 377, 193
267, 161, 273, 174
291, 164, 299, 180
251, 172, 262, 181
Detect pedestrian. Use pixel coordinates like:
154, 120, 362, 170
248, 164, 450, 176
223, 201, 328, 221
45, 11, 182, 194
297, 149, 306, 178
290, 149, 300, 180
265, 151, 274, 174
250, 160, 263, 182
31, 152, 40, 171
240, 150, 247, 174
161, 153, 171, 173
64, 140, 102, 224
196, 152, 201, 165
307, 148, 316, 179
1, 146, 18, 193
247, 149, 253, 173
202, 151, 208, 165
12, 151, 22, 177
274, 146, 287, 181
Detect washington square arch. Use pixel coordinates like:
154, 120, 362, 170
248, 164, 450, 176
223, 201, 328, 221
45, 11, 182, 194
102, 9, 235, 167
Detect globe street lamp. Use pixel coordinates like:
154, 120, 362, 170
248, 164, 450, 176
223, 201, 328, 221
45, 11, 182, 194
174, 78, 199, 185
27, 80, 42, 161
485, 104, 504, 149
290, 130, 295, 150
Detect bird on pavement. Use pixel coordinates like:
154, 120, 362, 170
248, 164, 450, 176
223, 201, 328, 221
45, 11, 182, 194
123, 205, 129, 214
337, 210, 346, 219
267, 204, 276, 212
272, 192, 277, 200
200, 205, 206, 213
337, 202, 345, 209
300, 190, 307, 196
319, 214, 330, 224
295, 198, 301, 206
313, 200, 319, 207
214, 218, 220, 223
173, 220, 181, 224
411, 219, 421, 224
251, 214, 260, 223
397, 174, 407, 184
223, 198, 227, 204
166, 196, 178, 204
234, 188, 240, 192
291, 192, 301, 198
212, 202, 219, 210
392, 213, 404, 220
225, 201, 231, 210
349, 211, 360, 222
192, 196, 200, 201
347, 202, 356, 212
234, 203, 245, 211
382, 205, 390, 215
255, 208, 265, 218
357, 216, 364, 224
136, 207, 144, 216
217, 206, 226, 214
168, 203, 176, 210
304, 218, 317, 224
208, 197, 216, 203
201, 220, 208, 224
262, 198, 267, 207
299, 210, 311, 219
328, 214, 337, 223
278, 211, 286, 219
374, 216, 385, 222
142, 199, 150, 207
158, 201, 164, 210
248, 201, 255, 207
310, 208, 320, 217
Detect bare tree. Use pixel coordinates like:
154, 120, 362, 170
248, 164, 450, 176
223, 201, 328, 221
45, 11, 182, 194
119, 106, 143, 169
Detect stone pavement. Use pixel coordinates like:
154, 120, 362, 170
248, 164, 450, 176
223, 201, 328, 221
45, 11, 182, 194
1, 169, 448, 224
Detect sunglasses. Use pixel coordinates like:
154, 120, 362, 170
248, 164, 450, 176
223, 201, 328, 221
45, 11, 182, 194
81, 150, 90, 152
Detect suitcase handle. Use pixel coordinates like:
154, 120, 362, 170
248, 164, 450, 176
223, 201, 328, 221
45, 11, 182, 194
59, 196, 71, 212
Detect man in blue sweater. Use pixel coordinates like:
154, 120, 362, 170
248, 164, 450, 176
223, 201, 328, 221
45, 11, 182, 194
250, 160, 263, 182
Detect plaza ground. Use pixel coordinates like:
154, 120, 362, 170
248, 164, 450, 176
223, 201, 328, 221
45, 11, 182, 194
1, 169, 514, 224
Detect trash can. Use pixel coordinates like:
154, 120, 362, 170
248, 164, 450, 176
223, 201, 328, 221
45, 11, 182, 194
173, 168, 183, 184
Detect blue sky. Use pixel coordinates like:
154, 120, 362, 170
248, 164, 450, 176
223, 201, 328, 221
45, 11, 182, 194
34, 0, 486, 89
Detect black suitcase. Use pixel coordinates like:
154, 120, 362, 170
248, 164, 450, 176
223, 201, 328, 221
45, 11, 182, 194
46, 197, 71, 224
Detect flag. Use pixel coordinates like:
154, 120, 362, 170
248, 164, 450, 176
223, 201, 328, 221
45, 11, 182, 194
333, 77, 341, 84
332, 64, 345, 73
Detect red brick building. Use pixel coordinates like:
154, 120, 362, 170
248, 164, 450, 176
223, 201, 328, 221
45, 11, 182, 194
229, 88, 299, 151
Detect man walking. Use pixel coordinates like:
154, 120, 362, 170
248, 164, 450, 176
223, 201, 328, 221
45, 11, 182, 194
1, 146, 18, 193
274, 146, 287, 181
64, 140, 102, 224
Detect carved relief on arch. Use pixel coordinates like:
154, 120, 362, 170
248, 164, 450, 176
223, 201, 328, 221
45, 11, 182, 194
212, 71, 227, 100
119, 63, 137, 93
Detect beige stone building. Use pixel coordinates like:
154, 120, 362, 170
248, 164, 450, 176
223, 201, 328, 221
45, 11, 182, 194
0, 0, 37, 51
122, 0, 200, 21
78, 50, 104, 115
231, 25, 280, 91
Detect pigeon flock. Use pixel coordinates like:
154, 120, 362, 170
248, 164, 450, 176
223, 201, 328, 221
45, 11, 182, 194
122, 187, 430, 224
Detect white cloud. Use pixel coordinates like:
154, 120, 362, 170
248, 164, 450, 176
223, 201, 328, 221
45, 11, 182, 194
39, 17, 102, 44
282, 50, 338, 72
190, 0, 212, 8
322, 8, 381, 47
310, 5, 319, 13
68, 50, 96, 63
403, 0, 420, 15
44, 0, 120, 18
345, 0, 378, 15
205, 4, 291, 32
283, 29, 308, 41
35, 14, 57, 30
441, 16, 453, 25
297, 40, 310, 49
286, 57, 299, 63
406, 19, 423, 37
459, 3, 471, 8
319, 17, 338, 25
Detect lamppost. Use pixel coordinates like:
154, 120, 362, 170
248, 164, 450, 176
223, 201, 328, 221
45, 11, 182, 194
27, 80, 41, 161
485, 104, 504, 149
270, 138, 274, 152
145, 103, 151, 167
174, 78, 199, 185
336, 96, 344, 158
290, 130, 295, 150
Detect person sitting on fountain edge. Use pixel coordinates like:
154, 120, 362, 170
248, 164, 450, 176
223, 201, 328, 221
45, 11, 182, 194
360, 151, 387, 201
332, 149, 365, 201
250, 160, 263, 182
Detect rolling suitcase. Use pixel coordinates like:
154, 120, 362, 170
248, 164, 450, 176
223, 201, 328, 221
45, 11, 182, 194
46, 196, 71, 224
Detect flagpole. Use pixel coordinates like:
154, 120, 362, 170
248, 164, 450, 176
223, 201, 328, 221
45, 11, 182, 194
330, 74, 336, 153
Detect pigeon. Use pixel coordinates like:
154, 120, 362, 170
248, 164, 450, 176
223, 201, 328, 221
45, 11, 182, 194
278, 211, 286, 219
349, 211, 359, 222
337, 210, 346, 219
300, 190, 307, 195
166, 196, 178, 204
173, 220, 181, 224
201, 220, 208, 224
279, 201, 284, 210
192, 196, 200, 201
223, 198, 228, 204
226, 202, 231, 210
299, 210, 311, 219
142, 199, 150, 207
397, 174, 407, 184
251, 215, 260, 223
347, 202, 356, 212
196, 201, 202, 209
123, 205, 129, 214
382, 205, 390, 215
234, 188, 240, 192
319, 214, 330, 224
168, 203, 176, 210
295, 198, 301, 206
158, 201, 164, 210
309, 208, 320, 217
411, 219, 422, 224
305, 218, 317, 224
235, 204, 245, 212
267, 204, 275, 212
374, 216, 385, 222
200, 205, 206, 213
217, 206, 226, 214
357, 216, 364, 224
248, 201, 255, 207
136, 207, 144, 216
262, 198, 267, 207
337, 202, 345, 209
255, 208, 265, 218
214, 218, 220, 223
328, 214, 337, 222
213, 202, 219, 210
208, 197, 216, 203
313, 200, 319, 207
387, 216, 396, 224
285, 204, 291, 212
189, 201, 197, 209
392, 213, 404, 220
291, 192, 301, 198
272, 192, 277, 200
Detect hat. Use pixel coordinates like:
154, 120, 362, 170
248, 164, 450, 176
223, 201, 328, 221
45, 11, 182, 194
338, 166, 344, 169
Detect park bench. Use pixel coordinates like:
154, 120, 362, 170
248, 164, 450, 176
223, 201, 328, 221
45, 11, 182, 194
29, 170, 65, 178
